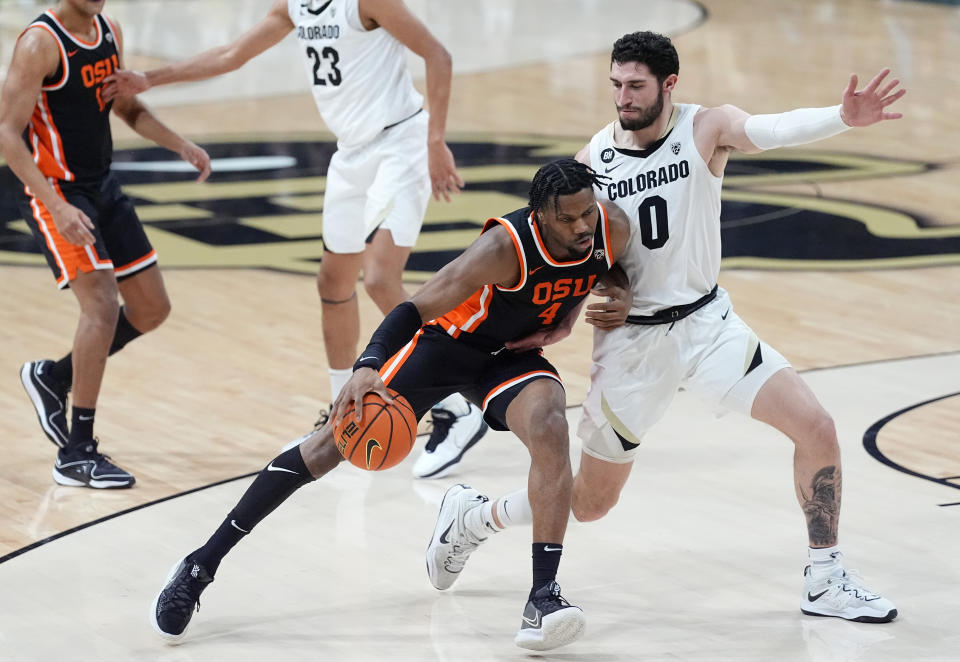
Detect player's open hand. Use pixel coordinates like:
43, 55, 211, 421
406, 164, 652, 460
428, 140, 464, 203
51, 201, 95, 246
180, 142, 211, 182
102, 69, 150, 102
839, 68, 906, 127
331, 367, 395, 425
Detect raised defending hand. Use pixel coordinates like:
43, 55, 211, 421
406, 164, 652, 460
330, 367, 395, 426
584, 281, 632, 329
428, 140, 464, 202
180, 141, 211, 182
101, 69, 150, 102
51, 201, 95, 246
840, 68, 906, 127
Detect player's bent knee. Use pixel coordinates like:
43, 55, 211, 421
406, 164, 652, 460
571, 493, 617, 522
299, 429, 346, 477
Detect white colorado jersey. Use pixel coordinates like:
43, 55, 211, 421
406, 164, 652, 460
588, 103, 723, 315
289, 0, 422, 148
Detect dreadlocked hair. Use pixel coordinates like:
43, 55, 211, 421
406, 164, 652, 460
528, 159, 609, 217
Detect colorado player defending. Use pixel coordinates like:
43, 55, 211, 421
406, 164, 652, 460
0, 0, 210, 487
102, 0, 487, 476
426, 32, 904, 623
148, 160, 631, 651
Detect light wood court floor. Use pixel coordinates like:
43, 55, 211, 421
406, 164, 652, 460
1, 0, 958, 659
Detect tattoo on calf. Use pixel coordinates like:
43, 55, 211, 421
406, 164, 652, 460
800, 466, 841, 547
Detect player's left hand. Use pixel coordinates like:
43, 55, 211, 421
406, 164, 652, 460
839, 68, 906, 127
428, 140, 464, 202
584, 282, 632, 329
180, 142, 211, 182
102, 69, 150, 101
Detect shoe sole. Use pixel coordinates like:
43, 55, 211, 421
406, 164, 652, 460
425, 483, 469, 590
801, 605, 898, 623
415, 422, 489, 480
150, 558, 191, 644
52, 464, 135, 489
515, 607, 586, 651
20, 363, 68, 448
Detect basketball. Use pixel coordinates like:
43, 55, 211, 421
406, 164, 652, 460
333, 390, 417, 471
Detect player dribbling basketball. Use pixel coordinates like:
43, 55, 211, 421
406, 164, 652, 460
150, 159, 632, 651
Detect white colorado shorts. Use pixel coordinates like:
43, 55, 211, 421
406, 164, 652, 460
578, 288, 791, 463
321, 110, 431, 254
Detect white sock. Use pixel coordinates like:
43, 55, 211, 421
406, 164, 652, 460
808, 545, 843, 578
329, 368, 352, 401
464, 488, 533, 538
433, 392, 471, 416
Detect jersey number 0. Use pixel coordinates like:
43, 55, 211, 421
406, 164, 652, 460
306, 46, 342, 86
638, 195, 670, 250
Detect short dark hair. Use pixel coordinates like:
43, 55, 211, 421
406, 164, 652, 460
611, 31, 679, 82
528, 159, 607, 217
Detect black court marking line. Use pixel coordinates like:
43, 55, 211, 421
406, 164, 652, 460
0, 470, 258, 566
862, 391, 960, 507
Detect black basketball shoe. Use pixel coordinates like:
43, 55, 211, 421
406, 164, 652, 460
53, 439, 135, 489
514, 581, 585, 651
20, 359, 69, 447
151, 556, 215, 643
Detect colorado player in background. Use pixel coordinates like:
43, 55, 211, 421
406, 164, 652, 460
102, 0, 488, 475
147, 159, 632, 651
427, 32, 904, 624
0, 0, 211, 488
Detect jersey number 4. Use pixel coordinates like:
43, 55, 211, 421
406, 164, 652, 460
307, 46, 342, 87
638, 195, 670, 250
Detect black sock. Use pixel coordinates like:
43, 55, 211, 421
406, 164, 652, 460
68, 407, 96, 449
531, 542, 563, 596
48, 307, 144, 387
191, 446, 316, 576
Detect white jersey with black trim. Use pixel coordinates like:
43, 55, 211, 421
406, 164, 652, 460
588, 103, 722, 316
289, 0, 422, 148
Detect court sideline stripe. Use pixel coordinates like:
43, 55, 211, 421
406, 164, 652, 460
862, 391, 960, 507
0, 470, 258, 565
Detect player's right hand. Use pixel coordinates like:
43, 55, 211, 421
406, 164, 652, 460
51, 202, 95, 246
330, 367, 395, 425
101, 69, 150, 101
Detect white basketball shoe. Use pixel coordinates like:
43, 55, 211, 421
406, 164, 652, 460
425, 483, 489, 590
412, 403, 488, 479
801, 555, 897, 623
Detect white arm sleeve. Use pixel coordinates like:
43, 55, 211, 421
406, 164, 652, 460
743, 104, 850, 150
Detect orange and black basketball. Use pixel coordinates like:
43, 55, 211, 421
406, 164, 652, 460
334, 390, 417, 471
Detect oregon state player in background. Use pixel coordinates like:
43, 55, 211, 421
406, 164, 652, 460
0, 0, 210, 489
147, 160, 631, 652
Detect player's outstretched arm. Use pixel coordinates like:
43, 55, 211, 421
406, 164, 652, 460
102, 0, 293, 100
0, 29, 96, 245
106, 20, 211, 182
715, 68, 906, 154
363, 0, 463, 202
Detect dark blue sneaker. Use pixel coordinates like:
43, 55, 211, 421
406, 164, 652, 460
53, 439, 135, 488
151, 556, 214, 643
20, 359, 69, 447
514, 581, 585, 651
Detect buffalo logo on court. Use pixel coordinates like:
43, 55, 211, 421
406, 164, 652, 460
671, 142, 681, 155
600, 148, 615, 164
594, 249, 606, 261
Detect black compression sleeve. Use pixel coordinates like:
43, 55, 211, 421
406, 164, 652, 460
353, 301, 424, 372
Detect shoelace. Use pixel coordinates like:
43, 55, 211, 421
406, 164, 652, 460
533, 583, 572, 614
443, 535, 482, 571
424, 409, 455, 452
162, 569, 207, 616
822, 569, 880, 604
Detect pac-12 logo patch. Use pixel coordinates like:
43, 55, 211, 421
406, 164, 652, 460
600, 148, 615, 164
671, 141, 681, 155
594, 249, 606, 261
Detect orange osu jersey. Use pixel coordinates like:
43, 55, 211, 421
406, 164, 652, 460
433, 204, 614, 352
22, 11, 120, 183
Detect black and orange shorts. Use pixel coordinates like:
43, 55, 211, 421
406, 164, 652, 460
19, 173, 156, 289
379, 324, 563, 431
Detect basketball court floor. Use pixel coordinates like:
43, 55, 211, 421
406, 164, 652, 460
1, 0, 959, 660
